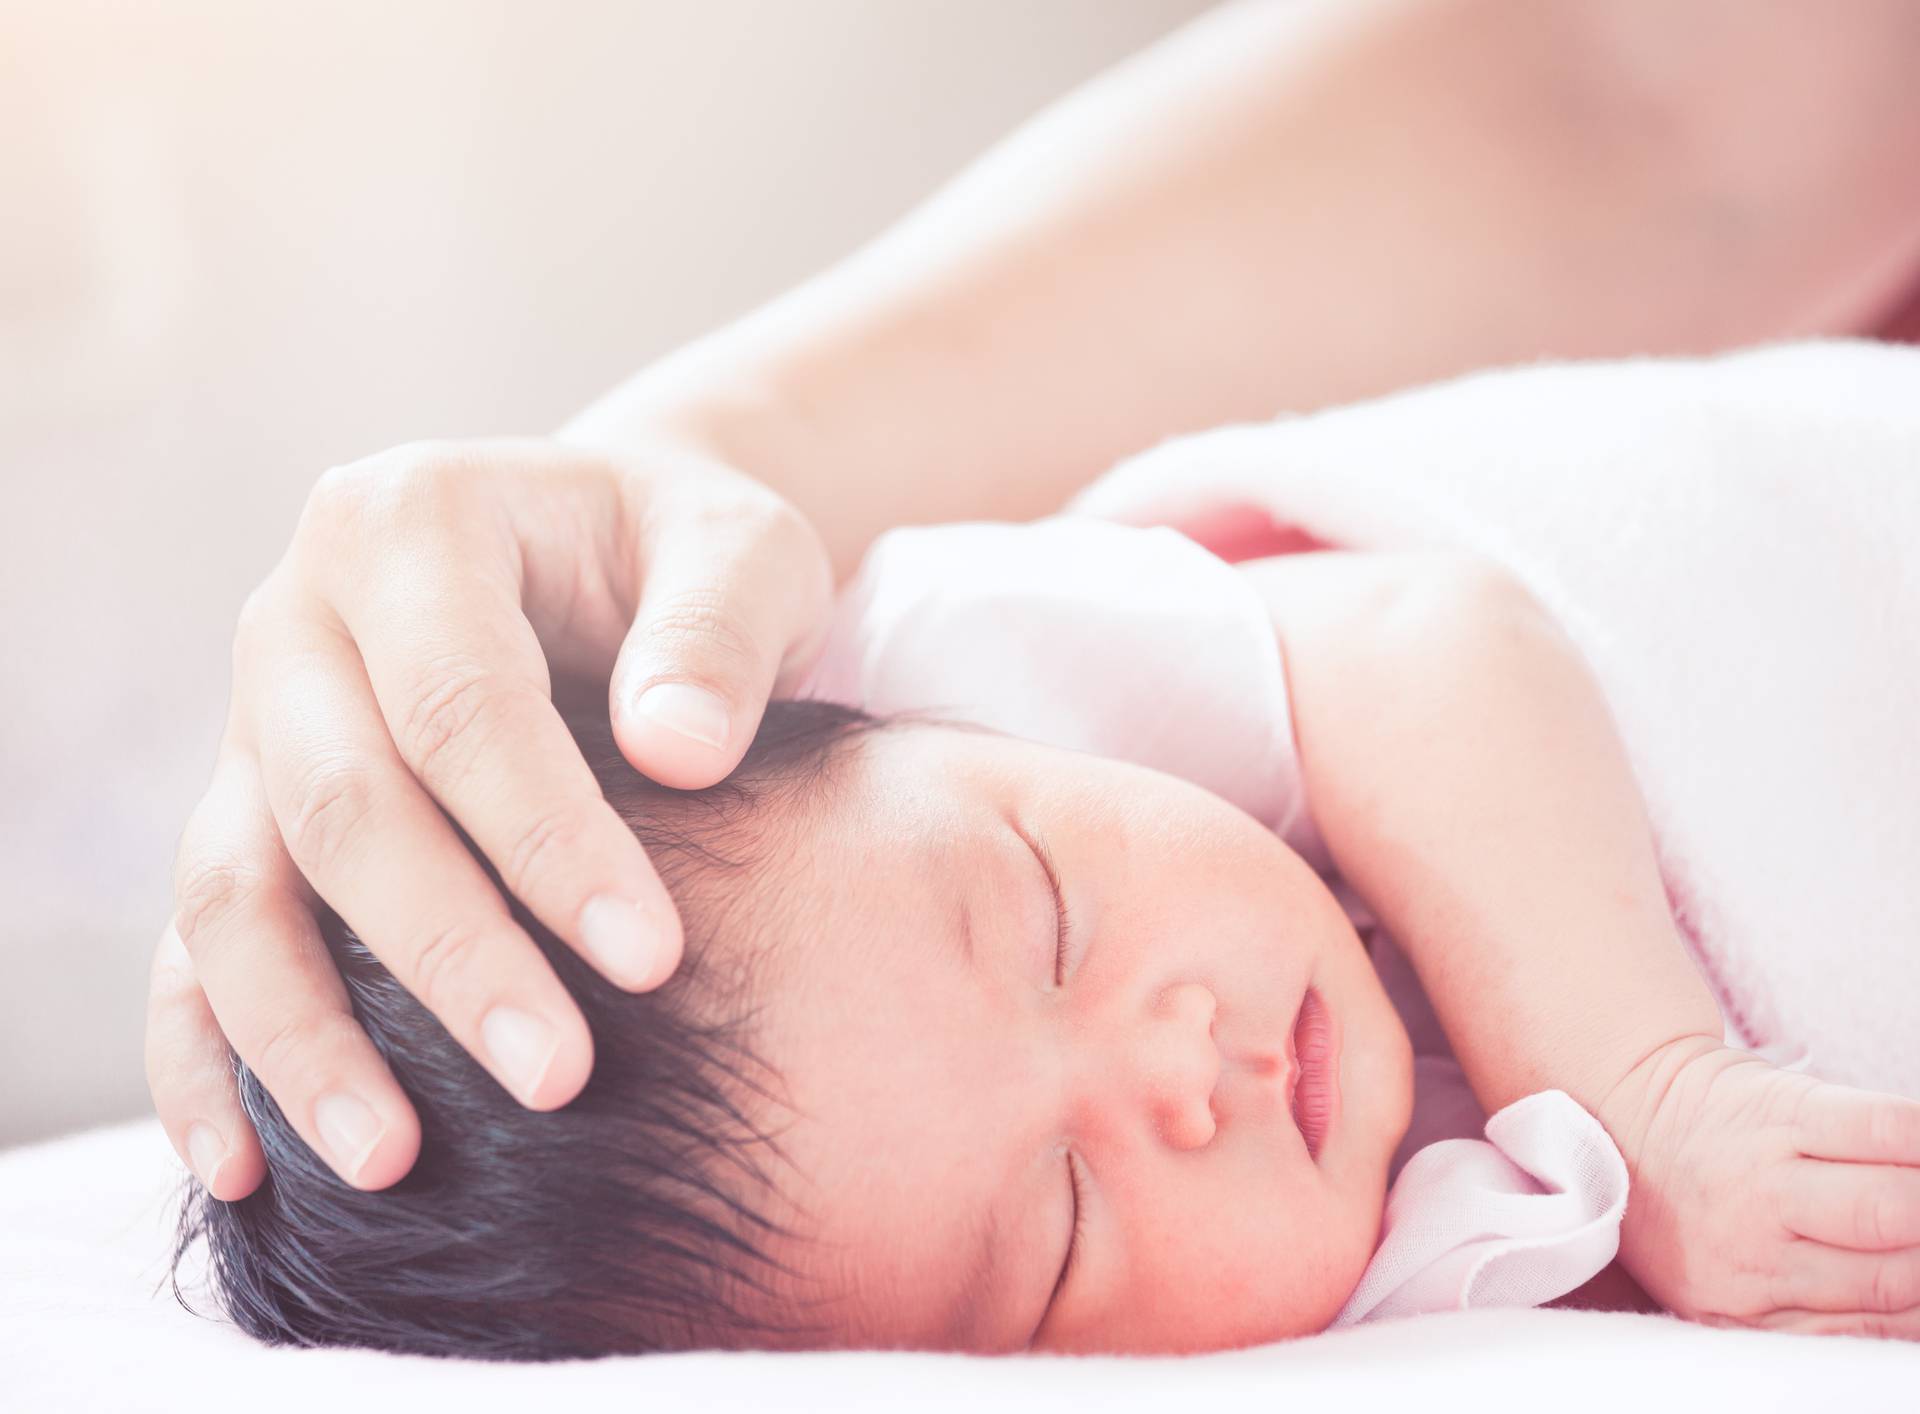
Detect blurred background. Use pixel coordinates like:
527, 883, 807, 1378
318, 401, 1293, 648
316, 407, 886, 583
0, 0, 1215, 1149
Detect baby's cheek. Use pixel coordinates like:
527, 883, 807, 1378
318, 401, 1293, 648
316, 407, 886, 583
1154, 1169, 1362, 1344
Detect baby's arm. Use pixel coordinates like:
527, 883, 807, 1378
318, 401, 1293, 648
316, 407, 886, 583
1241, 550, 1920, 1337
1243, 550, 1721, 1117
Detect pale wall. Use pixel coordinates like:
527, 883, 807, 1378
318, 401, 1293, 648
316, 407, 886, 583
0, 0, 1213, 1148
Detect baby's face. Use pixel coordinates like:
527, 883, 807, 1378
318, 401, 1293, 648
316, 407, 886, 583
726, 723, 1414, 1353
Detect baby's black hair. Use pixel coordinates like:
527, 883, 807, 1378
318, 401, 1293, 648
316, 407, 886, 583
170, 697, 889, 1360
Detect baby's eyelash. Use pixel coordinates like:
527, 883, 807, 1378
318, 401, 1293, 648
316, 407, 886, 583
1050, 1149, 1086, 1310
1025, 829, 1073, 987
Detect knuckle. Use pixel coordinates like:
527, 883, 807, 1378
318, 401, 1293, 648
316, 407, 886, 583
148, 924, 195, 989
1865, 1101, 1894, 1153
700, 491, 828, 582
1857, 1190, 1895, 1249
746, 492, 823, 561
302, 460, 379, 533
401, 663, 491, 774
302, 442, 473, 538
1787, 1082, 1820, 1150
281, 757, 380, 873
384, 444, 475, 521
142, 979, 202, 1102
141, 1035, 173, 1107
764, 502, 835, 608
1708, 1257, 1764, 1322
1869, 1259, 1914, 1314
233, 582, 275, 648
231, 577, 296, 678
643, 586, 764, 673
143, 1041, 196, 1122
408, 917, 492, 1013
173, 859, 262, 958
253, 1010, 330, 1088
386, 440, 490, 513
502, 804, 588, 904
1867, 1100, 1919, 1156
400, 662, 533, 784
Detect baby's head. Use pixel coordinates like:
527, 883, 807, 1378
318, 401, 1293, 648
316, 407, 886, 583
176, 702, 1414, 1358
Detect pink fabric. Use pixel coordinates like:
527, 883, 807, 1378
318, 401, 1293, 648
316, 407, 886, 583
796, 514, 1625, 1324
1333, 1092, 1626, 1326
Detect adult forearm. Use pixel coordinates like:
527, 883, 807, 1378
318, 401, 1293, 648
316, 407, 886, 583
1269, 559, 1724, 1119
565, 0, 1920, 578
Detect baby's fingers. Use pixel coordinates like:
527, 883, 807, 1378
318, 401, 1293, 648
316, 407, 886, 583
1772, 1244, 1920, 1316
1759, 1307, 1920, 1341
1779, 1162, 1920, 1250
1793, 1082, 1920, 1164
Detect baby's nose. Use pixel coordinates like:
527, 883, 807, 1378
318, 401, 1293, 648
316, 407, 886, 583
1141, 982, 1221, 1150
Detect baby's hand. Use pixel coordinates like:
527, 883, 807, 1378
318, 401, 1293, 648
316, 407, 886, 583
1601, 1039, 1920, 1339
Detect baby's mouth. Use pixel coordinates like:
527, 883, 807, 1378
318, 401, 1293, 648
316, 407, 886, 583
1289, 988, 1340, 1161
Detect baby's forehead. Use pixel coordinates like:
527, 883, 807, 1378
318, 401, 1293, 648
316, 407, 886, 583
715, 717, 1100, 1007
735, 725, 1010, 953
882, 713, 1048, 776
807, 717, 1004, 822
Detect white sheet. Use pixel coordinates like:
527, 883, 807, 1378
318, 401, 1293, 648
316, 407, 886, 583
4, 1120, 1913, 1411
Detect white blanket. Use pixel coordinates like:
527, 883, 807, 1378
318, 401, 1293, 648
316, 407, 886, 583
9, 342, 1919, 1404
1075, 339, 1920, 1098
4, 1120, 1914, 1410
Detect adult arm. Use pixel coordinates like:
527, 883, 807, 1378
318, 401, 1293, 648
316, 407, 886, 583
569, 0, 1920, 578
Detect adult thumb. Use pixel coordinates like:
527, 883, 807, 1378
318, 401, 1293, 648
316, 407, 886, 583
610, 497, 834, 791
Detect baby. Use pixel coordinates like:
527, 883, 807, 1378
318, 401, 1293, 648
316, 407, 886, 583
175, 526, 1920, 1358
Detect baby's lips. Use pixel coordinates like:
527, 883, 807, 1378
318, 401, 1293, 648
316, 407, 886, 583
1290, 989, 1340, 1161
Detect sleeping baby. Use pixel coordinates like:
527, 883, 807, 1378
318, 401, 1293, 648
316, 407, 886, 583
175, 509, 1920, 1359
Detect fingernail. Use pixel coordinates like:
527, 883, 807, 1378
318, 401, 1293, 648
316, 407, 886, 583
634, 682, 730, 751
580, 893, 661, 988
314, 1092, 385, 1183
481, 1005, 559, 1104
186, 1122, 229, 1195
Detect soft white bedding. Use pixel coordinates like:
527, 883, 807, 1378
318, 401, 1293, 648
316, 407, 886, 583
4, 1121, 1913, 1411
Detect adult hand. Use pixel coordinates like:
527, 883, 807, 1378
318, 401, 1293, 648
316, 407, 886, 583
1603, 1038, 1920, 1339
145, 435, 834, 1196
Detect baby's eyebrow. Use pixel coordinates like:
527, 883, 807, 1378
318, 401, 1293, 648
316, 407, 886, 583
944, 820, 1021, 977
